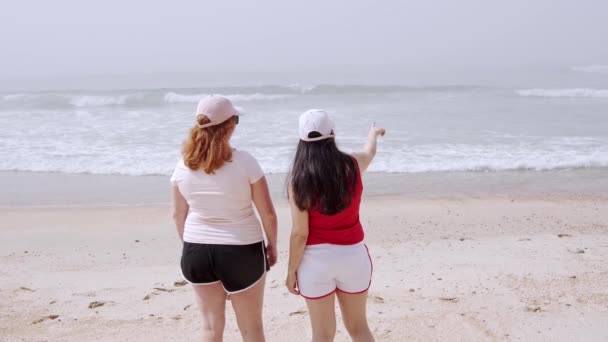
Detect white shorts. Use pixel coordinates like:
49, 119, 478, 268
297, 243, 373, 299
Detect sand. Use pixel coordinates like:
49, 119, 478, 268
1, 172, 608, 341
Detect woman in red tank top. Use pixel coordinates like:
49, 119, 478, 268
286, 109, 386, 342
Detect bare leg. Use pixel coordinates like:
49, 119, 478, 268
305, 294, 337, 342
336, 291, 374, 342
230, 275, 266, 342
192, 282, 227, 342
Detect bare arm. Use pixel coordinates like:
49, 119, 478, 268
172, 186, 189, 241
285, 187, 309, 295
251, 176, 278, 267
352, 123, 386, 172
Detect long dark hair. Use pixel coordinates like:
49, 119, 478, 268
288, 134, 357, 215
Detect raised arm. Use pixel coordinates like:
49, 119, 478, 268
172, 186, 189, 241
251, 176, 278, 267
285, 186, 309, 295
352, 123, 386, 172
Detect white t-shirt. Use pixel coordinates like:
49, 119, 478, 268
170, 150, 265, 245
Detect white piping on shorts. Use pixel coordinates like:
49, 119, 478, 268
180, 268, 221, 286
224, 242, 267, 295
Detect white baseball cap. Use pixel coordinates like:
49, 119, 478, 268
195, 95, 240, 128
299, 109, 336, 142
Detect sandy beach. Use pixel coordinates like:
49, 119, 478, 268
3, 1, 608, 340
1, 171, 608, 341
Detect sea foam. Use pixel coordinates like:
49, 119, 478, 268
516, 88, 608, 98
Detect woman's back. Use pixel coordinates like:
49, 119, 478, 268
171, 149, 264, 244
307, 159, 364, 245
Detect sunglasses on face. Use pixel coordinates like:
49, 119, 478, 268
234, 115, 239, 125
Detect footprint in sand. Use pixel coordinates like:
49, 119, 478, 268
568, 248, 585, 254
88, 301, 107, 309
371, 295, 385, 304
526, 305, 542, 312
439, 297, 459, 303
32, 315, 59, 324
173, 280, 188, 287
289, 310, 307, 316
143, 287, 176, 301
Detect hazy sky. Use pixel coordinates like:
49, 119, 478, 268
1, 0, 607, 82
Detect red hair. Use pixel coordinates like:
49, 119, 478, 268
182, 116, 236, 173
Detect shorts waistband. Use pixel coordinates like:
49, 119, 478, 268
305, 241, 364, 250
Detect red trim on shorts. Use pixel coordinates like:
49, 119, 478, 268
365, 244, 373, 277
299, 289, 336, 300
298, 244, 373, 299
336, 244, 373, 294
336, 287, 369, 294
297, 272, 337, 300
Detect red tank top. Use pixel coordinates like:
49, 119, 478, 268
306, 159, 364, 245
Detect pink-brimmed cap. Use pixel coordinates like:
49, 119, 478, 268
195, 95, 240, 128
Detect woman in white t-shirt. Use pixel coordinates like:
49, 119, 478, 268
171, 95, 278, 342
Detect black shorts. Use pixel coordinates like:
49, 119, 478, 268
180, 241, 268, 293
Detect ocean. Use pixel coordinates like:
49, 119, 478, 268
1, 70, 608, 177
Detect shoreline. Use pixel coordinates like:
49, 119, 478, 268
1, 168, 607, 208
